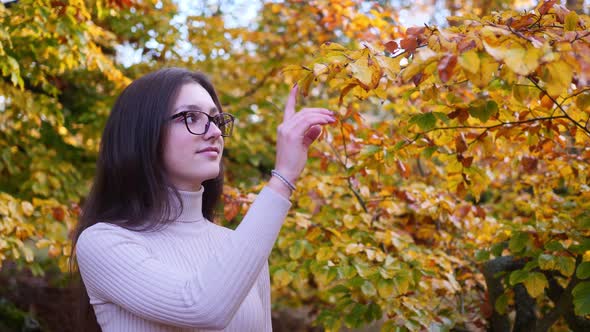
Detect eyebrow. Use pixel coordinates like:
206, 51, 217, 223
175, 104, 219, 115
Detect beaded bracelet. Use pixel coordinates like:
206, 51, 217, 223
271, 170, 296, 192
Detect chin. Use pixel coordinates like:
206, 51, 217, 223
202, 170, 221, 182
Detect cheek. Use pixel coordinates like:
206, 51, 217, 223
163, 131, 191, 165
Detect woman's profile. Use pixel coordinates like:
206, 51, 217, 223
71, 67, 335, 331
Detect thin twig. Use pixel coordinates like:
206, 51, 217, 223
339, 121, 368, 213
528, 76, 590, 136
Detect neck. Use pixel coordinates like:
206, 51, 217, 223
169, 186, 205, 222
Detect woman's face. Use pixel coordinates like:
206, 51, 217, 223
162, 82, 224, 191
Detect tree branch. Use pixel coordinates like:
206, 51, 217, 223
338, 122, 368, 213
527, 76, 590, 136
399, 115, 570, 150
482, 256, 526, 332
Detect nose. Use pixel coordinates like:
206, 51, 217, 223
203, 120, 223, 140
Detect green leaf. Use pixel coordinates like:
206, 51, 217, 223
572, 281, 590, 316
576, 92, 590, 112
365, 302, 382, 322
345, 303, 367, 328
409, 112, 437, 131
509, 232, 529, 254
571, 238, 590, 254
523, 260, 539, 272
433, 112, 450, 124
509, 269, 529, 286
556, 256, 576, 277
491, 242, 507, 257
377, 278, 394, 298
273, 269, 293, 287
576, 262, 590, 280
328, 284, 349, 294
468, 100, 498, 123
392, 140, 407, 151
361, 280, 377, 297
544, 241, 564, 251
475, 249, 490, 262
421, 146, 437, 158
289, 240, 304, 260
523, 272, 547, 297
495, 293, 509, 315
337, 265, 357, 279
538, 254, 556, 270
361, 145, 381, 157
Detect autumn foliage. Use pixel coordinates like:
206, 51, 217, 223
1, 0, 589, 331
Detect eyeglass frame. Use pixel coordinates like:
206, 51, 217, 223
169, 108, 235, 137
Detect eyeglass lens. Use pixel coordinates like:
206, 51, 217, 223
185, 112, 233, 136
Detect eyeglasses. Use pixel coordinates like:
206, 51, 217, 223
170, 110, 235, 137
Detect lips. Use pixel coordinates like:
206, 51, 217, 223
196, 147, 220, 154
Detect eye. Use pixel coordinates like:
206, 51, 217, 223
185, 113, 197, 124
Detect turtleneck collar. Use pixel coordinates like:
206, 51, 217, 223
169, 186, 206, 223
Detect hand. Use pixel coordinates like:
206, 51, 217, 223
273, 85, 336, 185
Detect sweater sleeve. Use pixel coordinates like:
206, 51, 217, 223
257, 261, 273, 331
76, 186, 290, 330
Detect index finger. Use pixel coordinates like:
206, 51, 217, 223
284, 84, 298, 122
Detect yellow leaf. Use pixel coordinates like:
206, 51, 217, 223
313, 63, 329, 77
375, 55, 401, 79
320, 41, 347, 51
345, 243, 364, 255
458, 50, 480, 74
394, 274, 411, 295
20, 201, 34, 217
348, 54, 382, 90
483, 41, 541, 76
564, 11, 578, 31
22, 246, 33, 263
523, 272, 548, 298
459, 51, 498, 88
316, 247, 334, 261
273, 269, 293, 287
36, 239, 51, 249
343, 214, 358, 229
377, 278, 394, 298
543, 60, 573, 98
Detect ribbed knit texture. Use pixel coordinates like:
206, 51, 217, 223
76, 186, 291, 332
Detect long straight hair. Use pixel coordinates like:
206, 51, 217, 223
69, 68, 225, 331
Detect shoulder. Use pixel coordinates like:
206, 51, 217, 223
204, 221, 235, 237
78, 222, 137, 242
76, 222, 143, 258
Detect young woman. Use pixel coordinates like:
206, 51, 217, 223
71, 67, 335, 331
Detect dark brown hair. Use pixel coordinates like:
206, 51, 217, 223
69, 68, 225, 331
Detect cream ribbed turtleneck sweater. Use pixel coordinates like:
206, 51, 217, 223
75, 186, 291, 332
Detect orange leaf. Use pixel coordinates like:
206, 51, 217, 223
438, 54, 457, 83
384, 40, 398, 53
400, 38, 418, 53
406, 26, 426, 36
224, 202, 240, 221
52, 207, 65, 222
455, 133, 468, 154
537, 0, 558, 15
396, 159, 411, 178
521, 156, 538, 173
540, 93, 553, 109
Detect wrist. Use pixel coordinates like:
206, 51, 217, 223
271, 169, 296, 191
273, 168, 298, 184
267, 177, 293, 199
